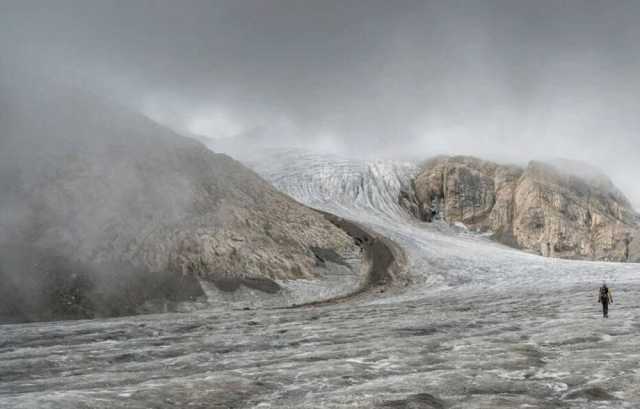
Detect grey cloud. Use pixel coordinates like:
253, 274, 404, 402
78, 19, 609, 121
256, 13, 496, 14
1, 0, 639, 207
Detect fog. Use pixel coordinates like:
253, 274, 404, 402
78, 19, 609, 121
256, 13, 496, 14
0, 68, 212, 321
1, 0, 639, 207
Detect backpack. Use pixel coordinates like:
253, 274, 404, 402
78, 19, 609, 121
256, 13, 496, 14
600, 286, 609, 302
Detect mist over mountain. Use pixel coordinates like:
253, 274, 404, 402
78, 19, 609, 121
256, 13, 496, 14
2, 0, 640, 209
0, 74, 361, 322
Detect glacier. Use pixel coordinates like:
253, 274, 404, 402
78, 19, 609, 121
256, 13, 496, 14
1, 149, 639, 408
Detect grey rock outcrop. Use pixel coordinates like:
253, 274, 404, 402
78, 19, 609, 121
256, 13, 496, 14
400, 156, 640, 262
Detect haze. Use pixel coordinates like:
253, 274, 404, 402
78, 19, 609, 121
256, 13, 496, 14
1, 0, 639, 208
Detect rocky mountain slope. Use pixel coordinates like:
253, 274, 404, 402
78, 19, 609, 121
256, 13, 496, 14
0, 80, 358, 322
400, 155, 640, 262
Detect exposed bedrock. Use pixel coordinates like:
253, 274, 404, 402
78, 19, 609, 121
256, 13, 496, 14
400, 155, 640, 262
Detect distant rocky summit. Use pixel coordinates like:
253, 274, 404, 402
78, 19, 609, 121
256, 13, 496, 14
0, 79, 357, 322
400, 156, 640, 262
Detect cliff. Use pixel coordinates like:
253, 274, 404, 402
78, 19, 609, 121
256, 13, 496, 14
400, 156, 640, 262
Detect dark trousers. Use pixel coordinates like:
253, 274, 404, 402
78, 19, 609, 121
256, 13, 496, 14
602, 301, 609, 318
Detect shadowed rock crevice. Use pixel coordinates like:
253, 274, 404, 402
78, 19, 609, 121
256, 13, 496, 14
310, 246, 350, 267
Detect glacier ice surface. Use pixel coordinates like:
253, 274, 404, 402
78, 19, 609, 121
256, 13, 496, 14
1, 149, 639, 408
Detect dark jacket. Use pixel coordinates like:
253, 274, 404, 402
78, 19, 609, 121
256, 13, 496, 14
598, 286, 613, 303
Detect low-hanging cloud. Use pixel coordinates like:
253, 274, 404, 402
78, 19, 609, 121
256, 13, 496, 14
1, 0, 639, 207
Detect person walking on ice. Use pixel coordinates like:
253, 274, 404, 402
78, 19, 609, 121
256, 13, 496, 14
598, 282, 613, 318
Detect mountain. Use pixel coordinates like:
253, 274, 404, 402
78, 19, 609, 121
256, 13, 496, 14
400, 155, 640, 262
0, 79, 358, 322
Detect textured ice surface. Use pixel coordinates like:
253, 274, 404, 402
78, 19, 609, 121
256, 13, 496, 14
1, 149, 639, 408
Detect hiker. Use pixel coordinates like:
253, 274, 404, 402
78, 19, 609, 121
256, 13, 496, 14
598, 282, 613, 318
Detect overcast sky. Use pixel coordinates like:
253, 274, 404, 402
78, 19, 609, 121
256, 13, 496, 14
1, 1, 639, 207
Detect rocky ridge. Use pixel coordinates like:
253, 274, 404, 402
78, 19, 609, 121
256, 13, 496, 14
400, 155, 640, 262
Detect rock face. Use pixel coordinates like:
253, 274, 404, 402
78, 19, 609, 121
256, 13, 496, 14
0, 79, 357, 321
400, 156, 640, 262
